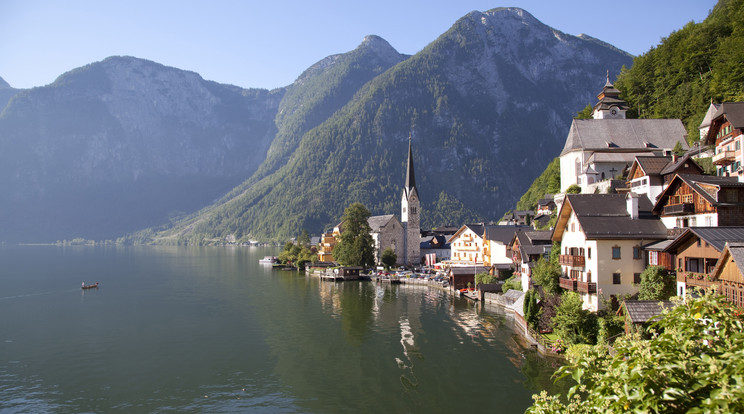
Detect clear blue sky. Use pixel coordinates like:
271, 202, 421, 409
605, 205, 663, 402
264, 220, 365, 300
0, 0, 718, 90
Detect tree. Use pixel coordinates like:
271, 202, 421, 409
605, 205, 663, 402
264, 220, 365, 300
528, 292, 744, 413
575, 103, 593, 119
523, 289, 541, 331
532, 256, 561, 295
565, 184, 581, 194
333, 203, 375, 268
381, 247, 397, 270
638, 265, 676, 300
551, 291, 597, 345
297, 229, 311, 247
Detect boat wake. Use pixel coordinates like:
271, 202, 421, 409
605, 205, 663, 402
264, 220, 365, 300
0, 288, 80, 301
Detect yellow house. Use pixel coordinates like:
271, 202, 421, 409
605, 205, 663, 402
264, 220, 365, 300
317, 222, 343, 262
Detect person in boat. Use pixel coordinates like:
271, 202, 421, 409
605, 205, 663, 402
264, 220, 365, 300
82, 282, 85, 288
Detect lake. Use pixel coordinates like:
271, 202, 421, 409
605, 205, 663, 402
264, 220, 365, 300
0, 245, 562, 413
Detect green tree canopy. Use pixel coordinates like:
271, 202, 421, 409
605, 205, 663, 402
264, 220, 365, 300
529, 291, 744, 413
532, 256, 561, 295
551, 291, 598, 345
381, 247, 397, 270
638, 265, 676, 300
333, 202, 375, 268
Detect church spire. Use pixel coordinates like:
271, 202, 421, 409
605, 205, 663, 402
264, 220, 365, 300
404, 133, 416, 196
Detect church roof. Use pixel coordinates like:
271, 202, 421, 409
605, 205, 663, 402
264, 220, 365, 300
560, 119, 688, 156
367, 214, 398, 232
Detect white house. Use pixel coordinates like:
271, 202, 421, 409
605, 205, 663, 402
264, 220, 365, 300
559, 78, 689, 192
552, 193, 668, 311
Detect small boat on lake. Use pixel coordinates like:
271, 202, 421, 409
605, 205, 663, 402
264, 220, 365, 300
81, 282, 99, 290
259, 256, 278, 264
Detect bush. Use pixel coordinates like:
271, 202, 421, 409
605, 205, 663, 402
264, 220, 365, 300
528, 292, 744, 413
502, 274, 522, 293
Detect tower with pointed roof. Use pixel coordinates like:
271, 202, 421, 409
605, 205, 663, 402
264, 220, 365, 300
401, 135, 421, 266
592, 71, 629, 119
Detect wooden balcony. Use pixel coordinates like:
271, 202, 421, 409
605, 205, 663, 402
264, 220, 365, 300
559, 278, 578, 291
713, 150, 736, 165
678, 272, 719, 289
577, 281, 597, 294
559, 254, 585, 267
663, 203, 695, 215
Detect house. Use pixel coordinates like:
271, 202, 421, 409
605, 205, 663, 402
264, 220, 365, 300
510, 229, 553, 291
704, 102, 744, 178
552, 193, 668, 311
536, 196, 556, 216
712, 242, 744, 308
317, 223, 343, 262
664, 227, 744, 298
698, 102, 721, 142
368, 214, 405, 266
618, 300, 675, 335
483, 225, 521, 277
652, 174, 744, 230
449, 266, 490, 290
420, 235, 451, 265
559, 79, 689, 192
448, 224, 486, 265
626, 154, 703, 203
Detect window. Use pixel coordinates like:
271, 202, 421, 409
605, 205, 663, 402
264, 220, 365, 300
612, 246, 621, 260
587, 248, 592, 259
634, 273, 641, 284
633, 246, 641, 260
613, 273, 621, 284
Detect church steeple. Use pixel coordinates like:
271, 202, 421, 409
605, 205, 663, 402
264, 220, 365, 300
401, 133, 420, 266
404, 134, 417, 198
592, 71, 628, 119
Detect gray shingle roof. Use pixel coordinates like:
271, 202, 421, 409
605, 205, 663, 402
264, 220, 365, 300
713, 102, 744, 130
367, 214, 396, 232
564, 194, 668, 240
561, 119, 688, 156
484, 225, 522, 244
623, 300, 676, 324
666, 227, 744, 253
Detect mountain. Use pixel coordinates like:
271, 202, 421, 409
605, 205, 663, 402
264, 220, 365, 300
157, 7, 633, 244
0, 76, 21, 112
0, 57, 281, 242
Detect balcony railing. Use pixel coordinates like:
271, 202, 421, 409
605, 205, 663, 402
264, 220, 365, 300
559, 278, 578, 291
678, 272, 719, 289
712, 150, 736, 165
663, 203, 695, 215
577, 281, 597, 294
559, 254, 585, 267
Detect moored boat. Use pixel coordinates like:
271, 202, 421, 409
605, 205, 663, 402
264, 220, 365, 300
259, 256, 278, 264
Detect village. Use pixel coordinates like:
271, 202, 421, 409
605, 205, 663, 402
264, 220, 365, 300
295, 77, 744, 351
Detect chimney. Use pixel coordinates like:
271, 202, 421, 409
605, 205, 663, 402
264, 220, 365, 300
672, 153, 678, 163
626, 192, 639, 219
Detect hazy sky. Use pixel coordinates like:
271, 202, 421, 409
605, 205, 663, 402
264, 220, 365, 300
0, 0, 718, 90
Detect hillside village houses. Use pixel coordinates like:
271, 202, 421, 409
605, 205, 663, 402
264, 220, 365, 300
315, 77, 744, 314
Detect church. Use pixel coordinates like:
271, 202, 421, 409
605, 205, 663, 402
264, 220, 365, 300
368, 137, 421, 266
317, 137, 421, 267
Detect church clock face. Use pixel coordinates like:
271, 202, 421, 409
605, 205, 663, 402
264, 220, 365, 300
610, 108, 618, 117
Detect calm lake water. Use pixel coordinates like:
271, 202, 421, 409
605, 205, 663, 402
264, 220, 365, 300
0, 246, 562, 413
